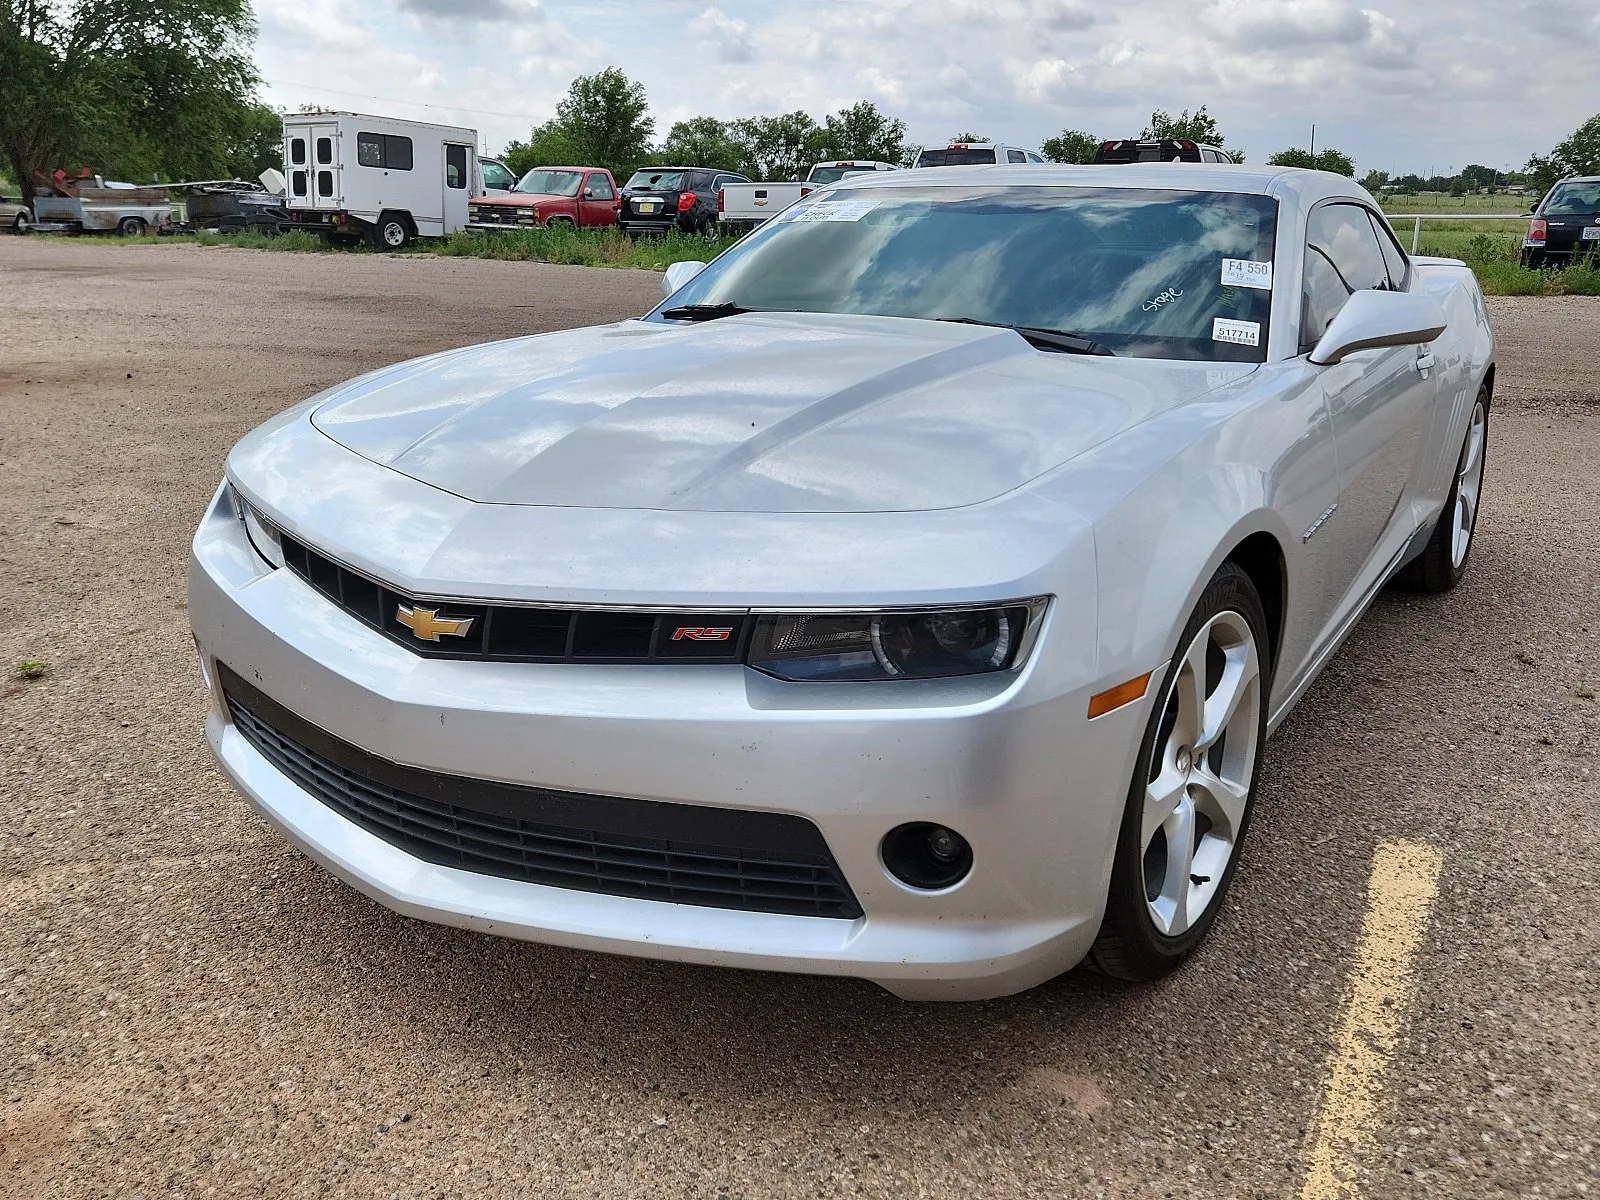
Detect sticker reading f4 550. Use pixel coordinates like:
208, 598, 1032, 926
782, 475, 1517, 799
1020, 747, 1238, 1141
1213, 317, 1261, 347
1221, 258, 1273, 290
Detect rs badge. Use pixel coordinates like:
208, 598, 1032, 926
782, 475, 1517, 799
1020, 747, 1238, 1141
672, 627, 733, 642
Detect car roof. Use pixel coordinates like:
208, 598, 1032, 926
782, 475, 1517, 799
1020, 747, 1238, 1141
829, 163, 1368, 204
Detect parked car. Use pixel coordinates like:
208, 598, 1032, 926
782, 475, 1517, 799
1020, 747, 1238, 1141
1522, 176, 1600, 267
1096, 139, 1234, 164
479, 157, 517, 195
913, 140, 1045, 166
806, 160, 900, 185
281, 111, 479, 248
0, 192, 30, 233
721, 161, 902, 226
620, 166, 748, 235
467, 167, 621, 231
193, 165, 1494, 1001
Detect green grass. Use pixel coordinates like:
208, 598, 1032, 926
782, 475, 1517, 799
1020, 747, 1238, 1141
432, 226, 742, 268
1379, 193, 1532, 214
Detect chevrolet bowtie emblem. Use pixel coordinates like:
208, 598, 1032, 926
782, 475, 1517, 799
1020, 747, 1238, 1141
395, 604, 475, 642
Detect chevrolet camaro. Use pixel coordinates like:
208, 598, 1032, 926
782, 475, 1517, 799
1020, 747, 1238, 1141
191, 166, 1495, 1000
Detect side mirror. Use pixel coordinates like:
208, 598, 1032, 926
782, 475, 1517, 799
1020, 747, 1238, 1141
1309, 289, 1447, 366
582, 188, 594, 199
661, 259, 707, 297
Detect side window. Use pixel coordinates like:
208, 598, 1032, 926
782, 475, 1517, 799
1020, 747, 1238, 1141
685, 171, 708, 191
1007, 149, 1026, 163
445, 144, 467, 189
1301, 203, 1393, 349
356, 133, 413, 170
315, 137, 332, 165
1368, 211, 1411, 289
586, 174, 614, 200
316, 170, 334, 197
289, 138, 306, 166
291, 170, 307, 197
1026, 151, 1045, 163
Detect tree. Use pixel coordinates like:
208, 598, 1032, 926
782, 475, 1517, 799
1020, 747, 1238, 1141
657, 116, 748, 174
504, 68, 653, 181
1361, 169, 1390, 192
819, 102, 906, 166
1459, 163, 1497, 192
1041, 129, 1101, 164
1267, 147, 1356, 177
1140, 105, 1245, 161
730, 111, 825, 180
950, 131, 986, 143
1526, 112, 1600, 193
0, 0, 264, 203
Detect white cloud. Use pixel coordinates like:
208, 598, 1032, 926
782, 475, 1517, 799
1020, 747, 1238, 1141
255, 0, 1600, 175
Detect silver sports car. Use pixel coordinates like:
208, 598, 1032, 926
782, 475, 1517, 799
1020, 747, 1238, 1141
191, 166, 1494, 1000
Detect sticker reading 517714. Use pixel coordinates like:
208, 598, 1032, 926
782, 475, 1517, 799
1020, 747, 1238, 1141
1213, 317, 1261, 347
1221, 258, 1273, 290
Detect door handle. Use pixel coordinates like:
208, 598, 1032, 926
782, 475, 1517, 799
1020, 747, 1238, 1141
1415, 347, 1435, 376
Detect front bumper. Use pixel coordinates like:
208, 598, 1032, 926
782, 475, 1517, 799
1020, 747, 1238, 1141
190, 484, 1145, 1000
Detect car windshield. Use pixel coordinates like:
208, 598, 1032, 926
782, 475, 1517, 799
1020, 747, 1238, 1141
514, 169, 583, 197
626, 169, 685, 192
481, 161, 516, 189
916, 148, 997, 167
653, 185, 1279, 363
1542, 181, 1600, 215
809, 165, 878, 185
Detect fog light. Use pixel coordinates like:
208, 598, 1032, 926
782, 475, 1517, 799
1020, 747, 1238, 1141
881, 823, 973, 891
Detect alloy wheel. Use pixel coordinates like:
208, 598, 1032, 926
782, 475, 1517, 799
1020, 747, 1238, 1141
1142, 610, 1262, 936
1451, 400, 1487, 569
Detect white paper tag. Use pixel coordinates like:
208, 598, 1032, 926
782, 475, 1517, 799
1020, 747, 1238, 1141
786, 200, 880, 223
1212, 317, 1261, 347
1221, 258, 1273, 290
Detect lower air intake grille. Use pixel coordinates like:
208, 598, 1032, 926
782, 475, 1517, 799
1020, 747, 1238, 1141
219, 665, 862, 920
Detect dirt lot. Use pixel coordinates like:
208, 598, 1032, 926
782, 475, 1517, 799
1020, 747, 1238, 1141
2, 240, 1598, 1200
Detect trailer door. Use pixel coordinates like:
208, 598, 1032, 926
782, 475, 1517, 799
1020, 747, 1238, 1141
442, 143, 472, 233
306, 123, 340, 210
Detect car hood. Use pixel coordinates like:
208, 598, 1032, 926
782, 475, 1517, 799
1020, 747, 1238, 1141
473, 192, 569, 206
309, 312, 1254, 513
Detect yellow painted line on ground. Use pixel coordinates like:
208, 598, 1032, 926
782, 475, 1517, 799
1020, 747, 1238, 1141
1299, 839, 1445, 1200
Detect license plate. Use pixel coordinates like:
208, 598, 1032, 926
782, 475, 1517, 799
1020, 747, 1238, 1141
636, 201, 659, 213
1582, 226, 1600, 240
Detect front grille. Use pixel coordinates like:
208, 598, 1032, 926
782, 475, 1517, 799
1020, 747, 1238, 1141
279, 533, 750, 663
468, 206, 529, 227
220, 664, 862, 919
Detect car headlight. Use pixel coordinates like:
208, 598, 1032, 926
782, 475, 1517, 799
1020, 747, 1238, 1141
226, 483, 284, 569
747, 601, 1046, 682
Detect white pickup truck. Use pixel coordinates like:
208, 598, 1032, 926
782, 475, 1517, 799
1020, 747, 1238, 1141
719, 160, 899, 225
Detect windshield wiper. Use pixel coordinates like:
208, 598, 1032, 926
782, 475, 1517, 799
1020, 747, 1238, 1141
935, 316, 1114, 356
660, 302, 758, 322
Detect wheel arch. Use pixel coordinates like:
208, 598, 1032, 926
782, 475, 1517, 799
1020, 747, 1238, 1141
1222, 531, 1287, 673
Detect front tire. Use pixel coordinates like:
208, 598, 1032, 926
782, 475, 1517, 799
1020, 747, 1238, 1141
116, 216, 146, 237
1396, 388, 1488, 593
1090, 562, 1272, 982
12, 212, 27, 234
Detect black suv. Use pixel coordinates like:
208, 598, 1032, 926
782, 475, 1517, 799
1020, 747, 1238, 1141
1095, 139, 1233, 164
619, 166, 749, 236
1522, 176, 1600, 268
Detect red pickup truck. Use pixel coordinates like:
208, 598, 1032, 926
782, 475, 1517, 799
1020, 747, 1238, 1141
467, 166, 621, 230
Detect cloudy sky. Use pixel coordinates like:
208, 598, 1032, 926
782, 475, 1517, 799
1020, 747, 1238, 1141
255, 0, 1597, 175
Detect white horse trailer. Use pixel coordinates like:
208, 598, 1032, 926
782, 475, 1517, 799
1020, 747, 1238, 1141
282, 112, 478, 247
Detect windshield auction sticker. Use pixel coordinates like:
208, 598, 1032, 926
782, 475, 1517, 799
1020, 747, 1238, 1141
1213, 317, 1262, 347
1221, 259, 1273, 290
786, 200, 881, 223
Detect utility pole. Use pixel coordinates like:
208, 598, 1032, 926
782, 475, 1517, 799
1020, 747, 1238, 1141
1310, 123, 1316, 166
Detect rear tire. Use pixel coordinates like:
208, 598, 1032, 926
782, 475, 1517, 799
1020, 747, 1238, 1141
368, 212, 412, 249
1090, 562, 1272, 983
546, 216, 576, 230
1396, 388, 1489, 593
116, 216, 146, 238
13, 212, 27, 234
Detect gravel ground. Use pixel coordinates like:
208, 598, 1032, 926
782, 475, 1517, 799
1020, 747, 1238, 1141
1, 241, 1597, 1200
